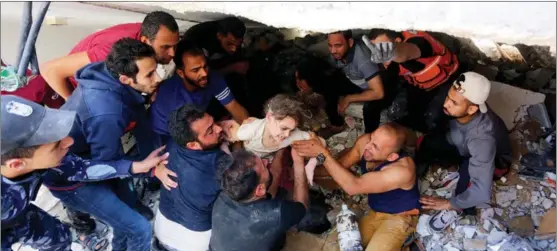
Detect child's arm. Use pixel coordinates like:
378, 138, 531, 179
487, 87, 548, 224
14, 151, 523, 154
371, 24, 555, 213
220, 117, 259, 142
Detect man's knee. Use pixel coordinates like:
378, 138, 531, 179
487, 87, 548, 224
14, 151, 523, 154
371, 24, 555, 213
130, 217, 153, 242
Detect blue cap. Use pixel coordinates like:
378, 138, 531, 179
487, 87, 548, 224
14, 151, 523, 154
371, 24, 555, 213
1, 95, 76, 155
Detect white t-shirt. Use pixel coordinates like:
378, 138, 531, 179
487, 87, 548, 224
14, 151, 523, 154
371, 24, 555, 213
237, 118, 310, 158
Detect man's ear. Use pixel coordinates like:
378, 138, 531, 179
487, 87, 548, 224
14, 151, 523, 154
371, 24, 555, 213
140, 35, 151, 45
386, 152, 400, 162
5, 159, 26, 171
348, 38, 354, 48
254, 184, 267, 198
175, 68, 185, 79
119, 75, 134, 86
186, 141, 202, 150
467, 105, 479, 115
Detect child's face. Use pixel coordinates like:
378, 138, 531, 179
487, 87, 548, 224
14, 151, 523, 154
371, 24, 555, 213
31, 136, 74, 170
268, 116, 297, 143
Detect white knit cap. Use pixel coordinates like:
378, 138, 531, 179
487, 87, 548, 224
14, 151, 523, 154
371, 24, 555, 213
452, 72, 491, 113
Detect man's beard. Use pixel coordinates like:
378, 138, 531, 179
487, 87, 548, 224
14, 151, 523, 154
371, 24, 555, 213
197, 133, 224, 150
184, 74, 208, 89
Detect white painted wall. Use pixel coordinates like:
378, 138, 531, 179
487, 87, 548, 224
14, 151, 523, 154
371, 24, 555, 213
131, 1, 556, 52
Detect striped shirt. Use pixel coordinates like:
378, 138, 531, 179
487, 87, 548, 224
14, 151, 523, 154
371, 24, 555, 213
150, 72, 235, 136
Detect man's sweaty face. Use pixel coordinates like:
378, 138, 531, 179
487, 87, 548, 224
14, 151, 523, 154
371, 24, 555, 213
328, 33, 350, 60
150, 26, 180, 64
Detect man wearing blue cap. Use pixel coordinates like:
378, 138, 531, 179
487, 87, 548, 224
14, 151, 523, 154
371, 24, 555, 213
1, 95, 168, 251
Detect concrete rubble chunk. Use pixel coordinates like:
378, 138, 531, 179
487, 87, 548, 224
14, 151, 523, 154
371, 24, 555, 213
495, 188, 517, 207
463, 238, 487, 251
516, 184, 524, 190
542, 198, 554, 209
508, 215, 535, 237
551, 193, 556, 199
416, 214, 432, 237
487, 229, 509, 245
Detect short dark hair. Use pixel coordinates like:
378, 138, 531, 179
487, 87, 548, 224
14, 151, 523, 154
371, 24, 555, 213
173, 39, 206, 70
330, 30, 353, 41
296, 55, 335, 89
217, 17, 246, 39
367, 29, 403, 41
220, 150, 259, 201
106, 38, 155, 80
140, 11, 179, 41
1, 145, 40, 165
168, 103, 206, 145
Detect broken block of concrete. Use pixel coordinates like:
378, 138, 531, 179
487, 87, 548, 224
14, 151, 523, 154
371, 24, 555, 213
542, 198, 554, 209
536, 207, 556, 240
508, 215, 535, 237
487, 229, 508, 245
495, 188, 517, 207
463, 238, 487, 251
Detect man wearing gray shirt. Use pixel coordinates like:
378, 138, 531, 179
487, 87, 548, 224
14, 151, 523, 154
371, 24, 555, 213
417, 72, 511, 228
327, 30, 392, 133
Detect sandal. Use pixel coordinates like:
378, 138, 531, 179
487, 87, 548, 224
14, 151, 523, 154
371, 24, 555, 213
77, 232, 109, 251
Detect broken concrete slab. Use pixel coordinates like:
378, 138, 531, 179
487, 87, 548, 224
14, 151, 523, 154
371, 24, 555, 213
463, 238, 487, 251
487, 229, 508, 245
536, 207, 556, 239
542, 198, 554, 209
508, 215, 535, 237
486, 81, 546, 130
417, 214, 433, 237
495, 188, 517, 207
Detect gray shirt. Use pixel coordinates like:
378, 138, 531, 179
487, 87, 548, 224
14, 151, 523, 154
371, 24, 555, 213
329, 40, 380, 89
447, 108, 511, 209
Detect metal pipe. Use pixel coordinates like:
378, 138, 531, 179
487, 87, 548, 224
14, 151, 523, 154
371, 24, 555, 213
17, 2, 51, 77
15, 2, 32, 74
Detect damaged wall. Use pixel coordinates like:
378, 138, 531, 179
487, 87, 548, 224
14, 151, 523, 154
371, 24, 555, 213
100, 2, 556, 53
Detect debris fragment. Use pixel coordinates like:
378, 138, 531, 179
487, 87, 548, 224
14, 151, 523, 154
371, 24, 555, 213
416, 215, 432, 237
495, 188, 517, 207
508, 215, 535, 237
463, 238, 487, 251
542, 198, 554, 209
516, 184, 523, 190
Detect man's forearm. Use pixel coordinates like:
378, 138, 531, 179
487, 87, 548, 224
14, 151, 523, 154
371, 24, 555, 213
268, 152, 286, 198
42, 72, 73, 100
322, 153, 361, 195
231, 107, 249, 123
292, 161, 309, 209
347, 89, 382, 103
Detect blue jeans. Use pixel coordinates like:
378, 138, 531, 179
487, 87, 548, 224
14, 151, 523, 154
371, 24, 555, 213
50, 181, 152, 251
1, 204, 72, 251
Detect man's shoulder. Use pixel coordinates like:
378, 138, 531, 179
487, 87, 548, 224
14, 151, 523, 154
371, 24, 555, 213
352, 40, 372, 61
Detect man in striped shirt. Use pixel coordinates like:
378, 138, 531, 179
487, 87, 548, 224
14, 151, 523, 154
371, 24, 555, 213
150, 39, 249, 144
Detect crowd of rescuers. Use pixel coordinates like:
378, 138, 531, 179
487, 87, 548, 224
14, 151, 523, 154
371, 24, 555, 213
1, 10, 511, 251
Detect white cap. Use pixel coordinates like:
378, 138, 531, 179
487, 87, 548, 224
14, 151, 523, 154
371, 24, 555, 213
452, 72, 491, 113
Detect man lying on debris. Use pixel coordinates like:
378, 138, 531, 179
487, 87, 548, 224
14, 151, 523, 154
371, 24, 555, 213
41, 38, 176, 251
154, 104, 230, 251
209, 149, 309, 251
327, 30, 394, 134
293, 122, 420, 251
41, 11, 180, 102
1, 95, 168, 251
363, 29, 461, 133
417, 72, 512, 232
150, 39, 249, 145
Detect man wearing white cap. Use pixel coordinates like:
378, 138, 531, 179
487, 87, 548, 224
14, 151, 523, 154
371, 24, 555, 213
416, 72, 512, 232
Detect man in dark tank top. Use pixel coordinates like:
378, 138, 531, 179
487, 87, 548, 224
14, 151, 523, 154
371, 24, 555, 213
293, 122, 420, 251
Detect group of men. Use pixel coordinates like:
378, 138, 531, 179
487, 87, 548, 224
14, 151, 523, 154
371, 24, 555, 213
2, 9, 512, 251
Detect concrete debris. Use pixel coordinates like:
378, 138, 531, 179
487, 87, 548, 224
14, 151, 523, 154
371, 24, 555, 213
481, 208, 494, 220
463, 238, 487, 251
495, 188, 517, 207
444, 243, 461, 251
508, 215, 535, 237
459, 226, 478, 239
516, 184, 524, 190
416, 215, 432, 237
542, 198, 554, 209
551, 193, 556, 199
487, 229, 509, 245
500, 177, 507, 183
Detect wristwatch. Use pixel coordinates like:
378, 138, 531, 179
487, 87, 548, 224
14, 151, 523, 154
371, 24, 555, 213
316, 153, 327, 165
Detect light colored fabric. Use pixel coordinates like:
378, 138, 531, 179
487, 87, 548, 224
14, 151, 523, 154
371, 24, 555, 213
154, 209, 211, 251
237, 118, 310, 158
358, 210, 418, 251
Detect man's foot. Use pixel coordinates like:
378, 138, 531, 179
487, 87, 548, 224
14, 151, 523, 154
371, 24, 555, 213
428, 210, 460, 232
432, 169, 460, 191
135, 202, 154, 221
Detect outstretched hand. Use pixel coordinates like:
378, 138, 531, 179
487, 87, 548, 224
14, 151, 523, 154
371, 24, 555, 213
292, 137, 328, 158
132, 146, 169, 174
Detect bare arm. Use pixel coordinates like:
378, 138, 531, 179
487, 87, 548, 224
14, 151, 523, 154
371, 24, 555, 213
291, 149, 309, 209
40, 52, 91, 100
224, 99, 250, 123
345, 75, 385, 103
338, 134, 370, 168
267, 148, 287, 198
392, 42, 422, 63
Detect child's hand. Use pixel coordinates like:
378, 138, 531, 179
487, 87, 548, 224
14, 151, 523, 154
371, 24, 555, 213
219, 120, 240, 142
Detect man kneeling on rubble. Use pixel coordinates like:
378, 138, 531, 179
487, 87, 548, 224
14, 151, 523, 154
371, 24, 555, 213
293, 122, 420, 251
417, 72, 512, 231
